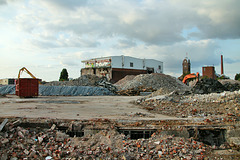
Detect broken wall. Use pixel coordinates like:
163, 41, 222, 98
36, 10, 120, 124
81, 68, 112, 81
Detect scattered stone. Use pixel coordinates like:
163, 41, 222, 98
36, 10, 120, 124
50, 124, 56, 131
117, 86, 156, 96
136, 90, 240, 122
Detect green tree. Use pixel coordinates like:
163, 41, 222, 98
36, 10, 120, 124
59, 68, 69, 81
235, 73, 240, 81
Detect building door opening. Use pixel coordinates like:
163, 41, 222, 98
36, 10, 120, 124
147, 67, 154, 74
93, 68, 96, 75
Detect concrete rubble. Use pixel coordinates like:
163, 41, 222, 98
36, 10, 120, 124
136, 90, 240, 121
1, 118, 240, 159
191, 79, 240, 95
44, 75, 118, 93
116, 86, 156, 96
0, 119, 213, 160
192, 78, 229, 94
115, 73, 190, 95
219, 79, 240, 92
44, 75, 108, 86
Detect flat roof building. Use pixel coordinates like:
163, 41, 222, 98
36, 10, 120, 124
81, 55, 163, 83
202, 66, 216, 79
0, 78, 15, 85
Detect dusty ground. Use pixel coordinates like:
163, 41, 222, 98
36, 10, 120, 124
0, 95, 178, 120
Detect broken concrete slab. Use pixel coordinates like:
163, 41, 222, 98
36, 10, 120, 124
0, 118, 8, 132
229, 137, 240, 148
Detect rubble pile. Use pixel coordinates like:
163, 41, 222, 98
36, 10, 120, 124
116, 86, 156, 96
44, 75, 106, 86
219, 79, 240, 92
147, 88, 175, 98
0, 124, 211, 159
97, 79, 117, 93
114, 75, 136, 86
137, 90, 240, 120
44, 75, 118, 93
116, 73, 190, 95
192, 78, 228, 94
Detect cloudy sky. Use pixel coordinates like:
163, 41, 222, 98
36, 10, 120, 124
0, 0, 239, 81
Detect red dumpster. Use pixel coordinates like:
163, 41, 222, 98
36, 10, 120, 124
16, 78, 39, 98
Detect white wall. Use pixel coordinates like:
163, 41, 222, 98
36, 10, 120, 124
145, 59, 163, 73
123, 56, 144, 69
111, 56, 163, 73
111, 56, 122, 68
111, 56, 144, 70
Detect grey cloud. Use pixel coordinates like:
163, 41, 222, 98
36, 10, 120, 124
30, 37, 99, 49
31, 40, 59, 49
186, 0, 240, 40
113, 39, 137, 49
0, 0, 6, 5
41, 0, 89, 10
60, 59, 79, 67
224, 57, 239, 64
122, 39, 221, 76
11, 0, 240, 48
27, 0, 188, 45
0, 0, 22, 5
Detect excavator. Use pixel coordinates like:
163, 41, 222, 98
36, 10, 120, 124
182, 72, 199, 84
18, 67, 40, 84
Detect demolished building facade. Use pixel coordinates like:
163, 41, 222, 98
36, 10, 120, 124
81, 55, 163, 83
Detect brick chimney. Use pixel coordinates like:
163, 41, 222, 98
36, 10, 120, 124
221, 55, 224, 75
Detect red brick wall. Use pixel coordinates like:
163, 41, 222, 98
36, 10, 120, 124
202, 66, 216, 79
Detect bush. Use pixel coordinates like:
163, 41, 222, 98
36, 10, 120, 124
235, 73, 240, 81
59, 68, 69, 81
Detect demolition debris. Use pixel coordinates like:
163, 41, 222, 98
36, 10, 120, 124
0, 73, 240, 159
136, 90, 240, 121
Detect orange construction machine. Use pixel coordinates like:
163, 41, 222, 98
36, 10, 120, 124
182, 72, 199, 84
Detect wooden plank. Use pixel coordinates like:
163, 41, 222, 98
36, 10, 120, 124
0, 118, 8, 132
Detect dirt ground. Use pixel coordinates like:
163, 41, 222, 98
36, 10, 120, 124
0, 95, 178, 120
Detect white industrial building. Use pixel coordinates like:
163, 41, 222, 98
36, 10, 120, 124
0, 78, 15, 85
81, 55, 163, 83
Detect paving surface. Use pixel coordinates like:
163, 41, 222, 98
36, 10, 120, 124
0, 95, 178, 120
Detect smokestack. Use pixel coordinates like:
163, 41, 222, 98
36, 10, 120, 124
221, 55, 224, 75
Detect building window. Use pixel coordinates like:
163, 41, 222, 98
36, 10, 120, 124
158, 65, 161, 70
130, 62, 133, 67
